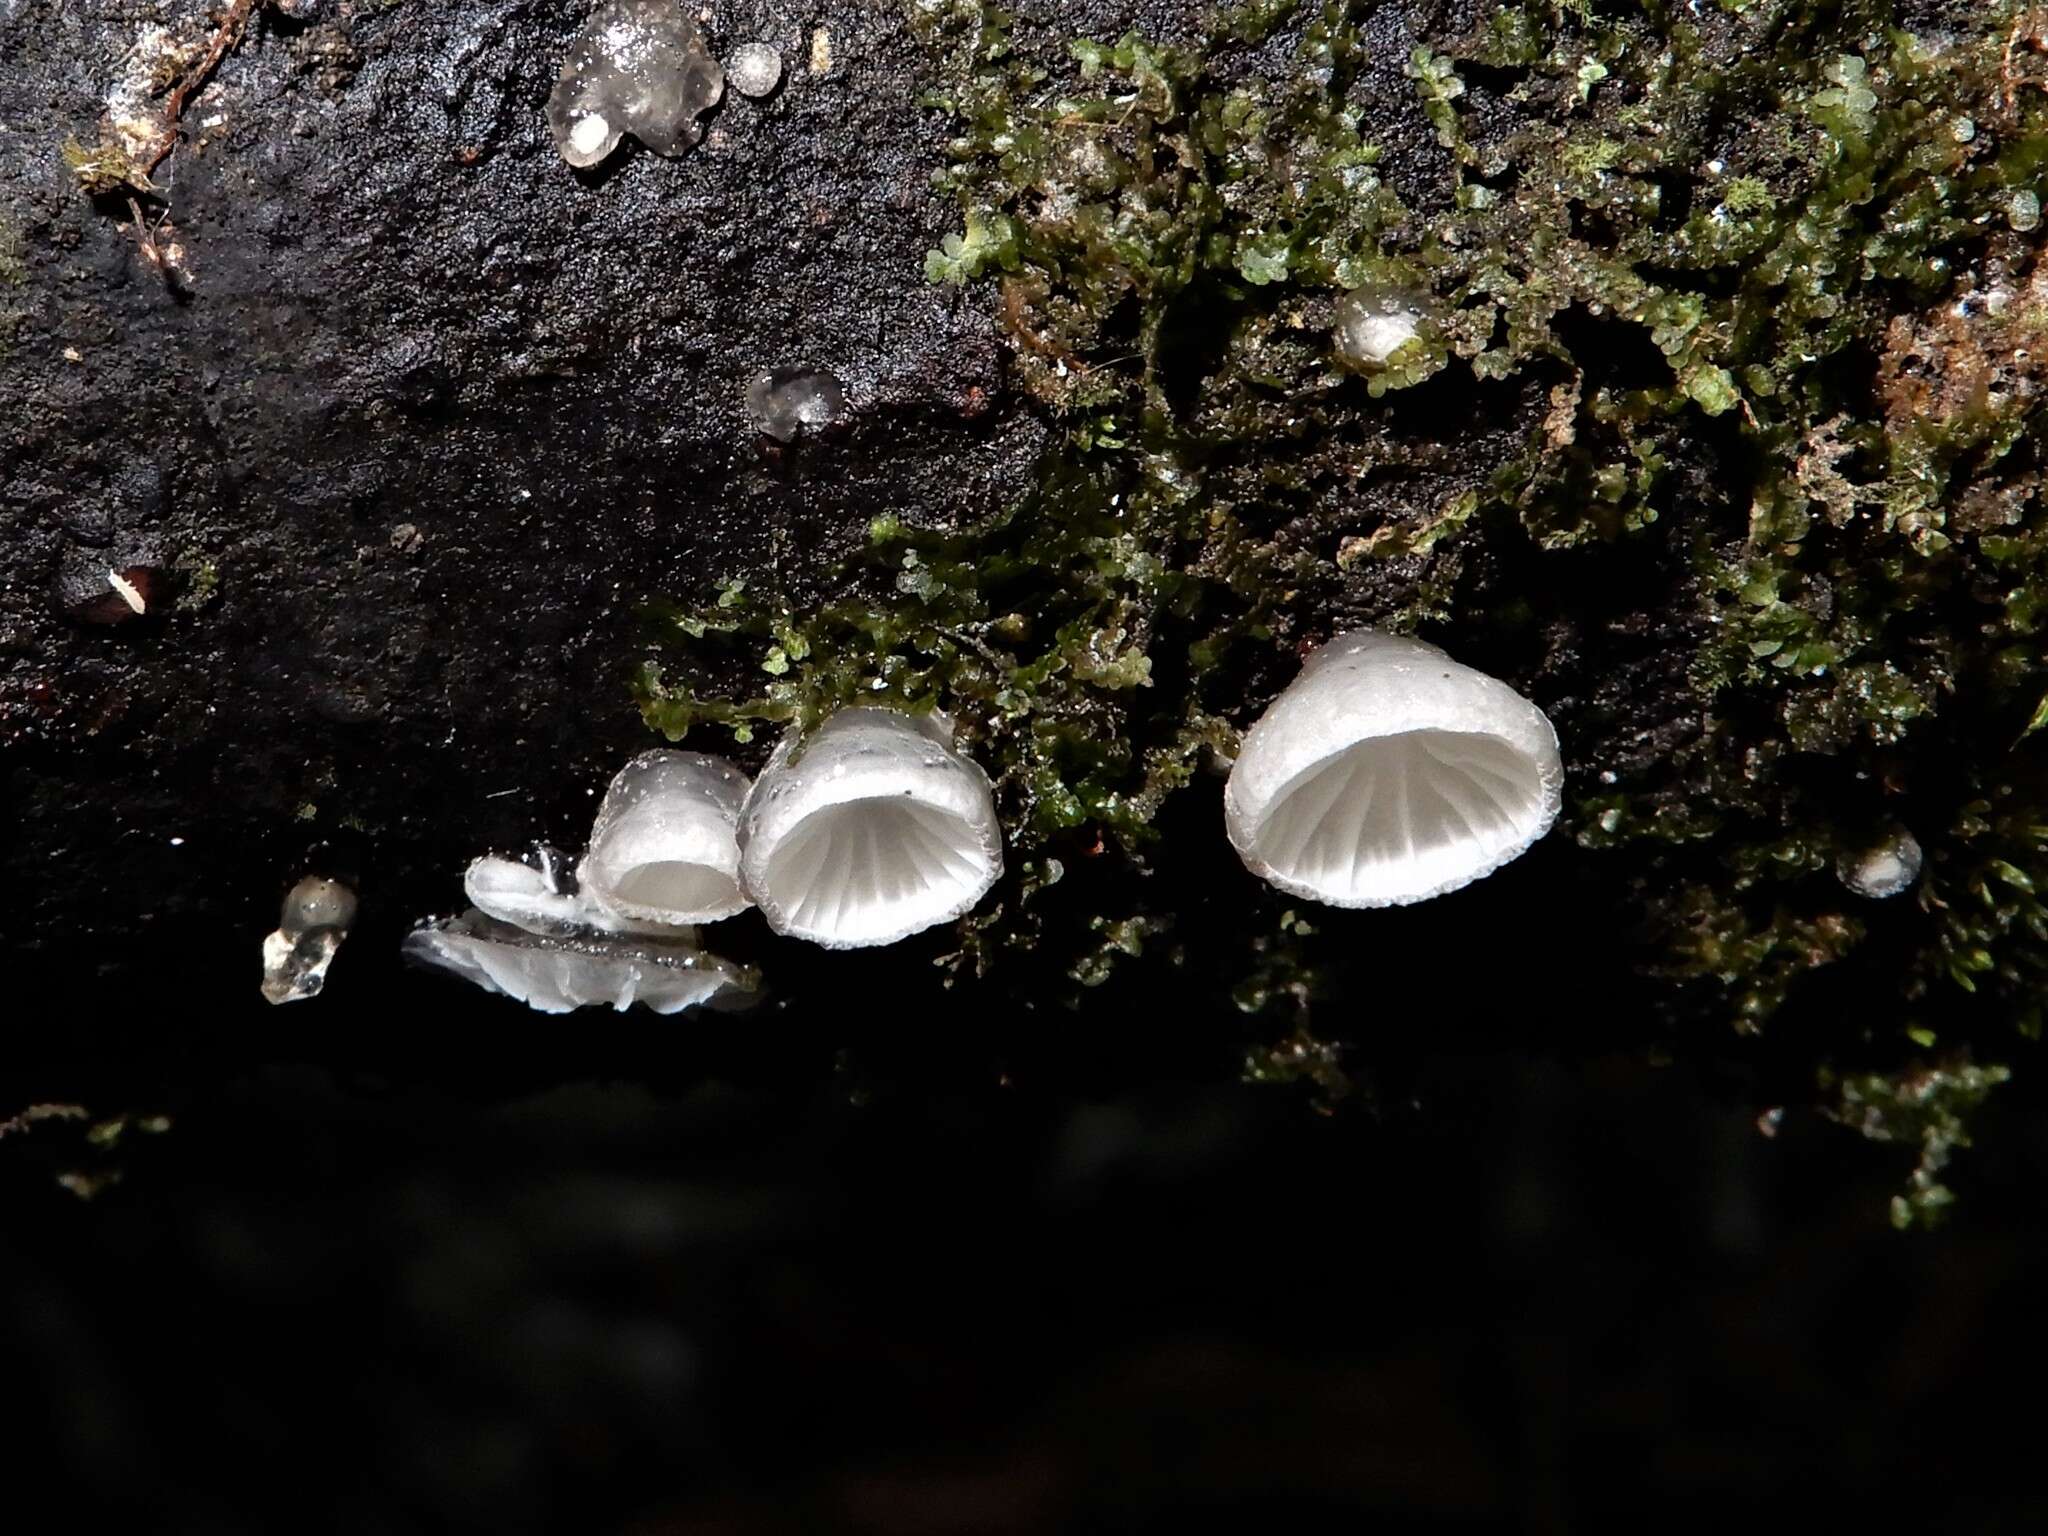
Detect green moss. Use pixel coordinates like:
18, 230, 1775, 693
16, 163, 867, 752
173, 548, 221, 612
0, 1103, 171, 1201
1825, 1059, 2010, 1229
61, 134, 155, 197
0, 215, 21, 357
634, 0, 2048, 1206
0, 218, 23, 288
634, 450, 1270, 991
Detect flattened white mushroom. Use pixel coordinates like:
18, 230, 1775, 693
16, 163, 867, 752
737, 708, 1003, 948
578, 750, 753, 926
1224, 630, 1562, 908
466, 844, 616, 936
402, 911, 756, 1015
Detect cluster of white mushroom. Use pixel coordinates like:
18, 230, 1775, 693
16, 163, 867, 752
406, 708, 1006, 1012
408, 630, 1576, 1013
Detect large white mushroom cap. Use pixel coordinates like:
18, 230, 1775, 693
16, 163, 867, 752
737, 707, 1004, 948
578, 750, 753, 927
1224, 630, 1563, 908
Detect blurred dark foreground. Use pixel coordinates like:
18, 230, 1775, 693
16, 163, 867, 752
6, 975, 2048, 1534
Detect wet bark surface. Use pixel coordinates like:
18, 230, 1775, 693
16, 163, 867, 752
2, 0, 1057, 991
0, 0, 1671, 1059
4, 3, 2043, 1526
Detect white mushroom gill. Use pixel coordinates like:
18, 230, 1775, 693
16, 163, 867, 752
578, 750, 753, 927
1224, 630, 1563, 909
403, 912, 756, 1015
737, 708, 1003, 948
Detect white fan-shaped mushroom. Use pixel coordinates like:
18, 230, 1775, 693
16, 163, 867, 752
578, 750, 753, 927
465, 846, 592, 936
466, 844, 698, 938
1224, 630, 1562, 908
402, 912, 757, 1015
737, 707, 1003, 948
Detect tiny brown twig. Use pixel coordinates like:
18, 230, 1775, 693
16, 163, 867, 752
145, 0, 260, 174
125, 194, 163, 269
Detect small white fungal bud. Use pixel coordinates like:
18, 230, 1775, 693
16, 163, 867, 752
261, 875, 357, 1005
1224, 630, 1563, 908
1836, 827, 1922, 899
569, 113, 613, 159
738, 708, 1004, 948
579, 750, 754, 926
547, 0, 723, 169
727, 41, 783, 98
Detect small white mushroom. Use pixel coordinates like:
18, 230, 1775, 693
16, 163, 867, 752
469, 843, 700, 938
465, 845, 599, 935
727, 41, 783, 98
578, 750, 753, 926
1224, 630, 1563, 908
738, 708, 1003, 948
403, 912, 755, 1014
1837, 827, 1922, 899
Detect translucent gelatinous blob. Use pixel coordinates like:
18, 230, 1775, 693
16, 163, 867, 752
1837, 827, 1923, 899
579, 750, 753, 926
404, 911, 757, 1015
1224, 631, 1563, 908
1333, 285, 1426, 370
745, 369, 847, 442
261, 875, 357, 1004
547, 0, 724, 169
282, 875, 357, 935
738, 708, 1003, 948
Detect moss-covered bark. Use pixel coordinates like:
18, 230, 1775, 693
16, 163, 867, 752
635, 0, 2048, 1219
